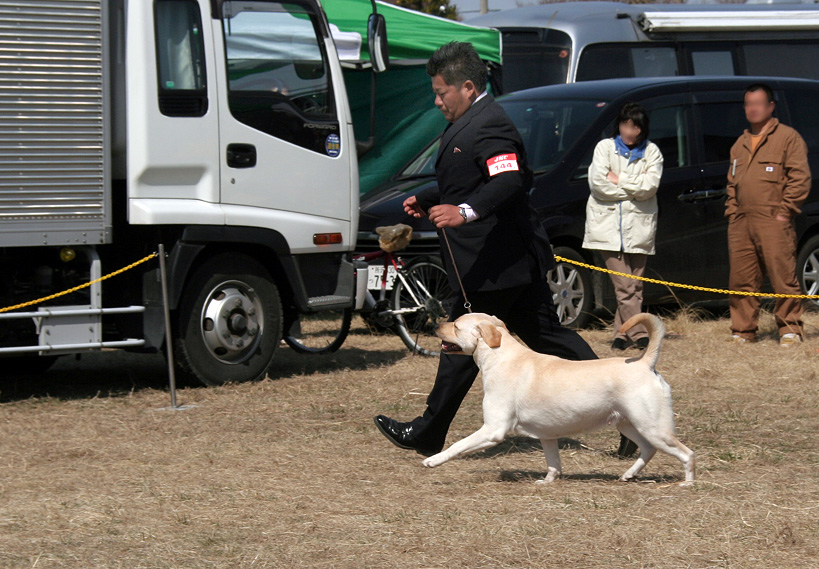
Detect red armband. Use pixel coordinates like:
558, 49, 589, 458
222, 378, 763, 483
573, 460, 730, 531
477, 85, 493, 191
486, 153, 519, 177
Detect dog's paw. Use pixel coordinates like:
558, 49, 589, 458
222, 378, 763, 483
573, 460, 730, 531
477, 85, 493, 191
535, 472, 560, 484
423, 454, 446, 468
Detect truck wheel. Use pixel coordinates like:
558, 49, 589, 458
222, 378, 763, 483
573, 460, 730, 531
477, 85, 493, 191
797, 235, 819, 310
548, 246, 593, 329
175, 253, 282, 386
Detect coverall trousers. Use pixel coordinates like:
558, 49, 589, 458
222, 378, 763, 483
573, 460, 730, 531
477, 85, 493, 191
728, 212, 804, 339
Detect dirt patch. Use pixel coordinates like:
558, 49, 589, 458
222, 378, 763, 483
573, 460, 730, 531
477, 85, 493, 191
1, 310, 818, 568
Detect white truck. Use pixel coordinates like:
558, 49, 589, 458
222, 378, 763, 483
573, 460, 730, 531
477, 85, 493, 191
0, 0, 386, 385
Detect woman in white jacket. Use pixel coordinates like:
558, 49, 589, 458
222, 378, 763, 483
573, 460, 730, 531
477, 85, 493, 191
583, 102, 663, 351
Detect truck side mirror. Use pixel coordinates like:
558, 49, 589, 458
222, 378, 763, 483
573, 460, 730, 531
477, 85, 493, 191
367, 14, 389, 73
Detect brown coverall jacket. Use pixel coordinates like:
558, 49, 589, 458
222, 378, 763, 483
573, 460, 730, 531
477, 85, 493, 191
725, 118, 810, 220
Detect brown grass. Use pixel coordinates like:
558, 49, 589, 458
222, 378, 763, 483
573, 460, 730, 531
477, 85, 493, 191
1, 308, 818, 568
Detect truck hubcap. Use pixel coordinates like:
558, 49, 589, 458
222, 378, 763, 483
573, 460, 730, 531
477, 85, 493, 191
200, 281, 263, 363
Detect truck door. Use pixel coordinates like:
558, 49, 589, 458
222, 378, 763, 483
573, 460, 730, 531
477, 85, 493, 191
212, 0, 352, 243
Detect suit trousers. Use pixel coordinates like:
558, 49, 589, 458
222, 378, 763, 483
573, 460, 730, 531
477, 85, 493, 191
599, 251, 649, 341
408, 279, 598, 450
728, 213, 804, 338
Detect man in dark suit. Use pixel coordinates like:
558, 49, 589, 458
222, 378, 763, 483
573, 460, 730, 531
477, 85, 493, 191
374, 42, 620, 456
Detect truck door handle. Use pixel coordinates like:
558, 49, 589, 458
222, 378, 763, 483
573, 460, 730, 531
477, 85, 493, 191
227, 143, 257, 168
677, 188, 727, 203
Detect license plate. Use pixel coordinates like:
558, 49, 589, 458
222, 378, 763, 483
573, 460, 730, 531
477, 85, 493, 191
367, 265, 398, 291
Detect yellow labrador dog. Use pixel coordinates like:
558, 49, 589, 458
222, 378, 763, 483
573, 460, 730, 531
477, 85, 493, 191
424, 312, 695, 485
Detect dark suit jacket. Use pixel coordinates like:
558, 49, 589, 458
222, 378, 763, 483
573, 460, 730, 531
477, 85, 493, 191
416, 94, 555, 292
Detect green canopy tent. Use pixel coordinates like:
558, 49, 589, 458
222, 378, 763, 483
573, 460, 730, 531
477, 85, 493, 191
322, 0, 501, 194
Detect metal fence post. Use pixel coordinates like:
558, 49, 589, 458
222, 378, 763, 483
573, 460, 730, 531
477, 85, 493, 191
158, 243, 178, 408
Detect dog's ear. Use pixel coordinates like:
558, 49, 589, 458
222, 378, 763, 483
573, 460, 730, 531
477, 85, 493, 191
476, 322, 502, 348
490, 315, 509, 330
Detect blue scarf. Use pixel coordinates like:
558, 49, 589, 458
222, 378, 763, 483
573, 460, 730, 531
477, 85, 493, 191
614, 135, 647, 164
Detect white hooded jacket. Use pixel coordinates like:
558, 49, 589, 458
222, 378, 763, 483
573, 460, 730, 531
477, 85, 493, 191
582, 138, 663, 255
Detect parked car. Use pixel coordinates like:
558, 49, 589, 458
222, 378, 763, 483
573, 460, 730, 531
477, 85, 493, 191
357, 76, 819, 328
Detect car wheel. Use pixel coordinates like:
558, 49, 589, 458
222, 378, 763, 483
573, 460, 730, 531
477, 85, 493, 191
797, 235, 819, 310
548, 246, 594, 329
175, 253, 282, 386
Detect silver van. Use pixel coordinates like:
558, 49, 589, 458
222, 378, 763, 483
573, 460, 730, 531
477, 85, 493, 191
467, 2, 819, 92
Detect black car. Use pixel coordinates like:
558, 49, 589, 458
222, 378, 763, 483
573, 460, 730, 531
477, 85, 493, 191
357, 77, 819, 327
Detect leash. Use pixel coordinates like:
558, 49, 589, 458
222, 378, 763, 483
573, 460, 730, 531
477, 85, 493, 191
441, 227, 473, 313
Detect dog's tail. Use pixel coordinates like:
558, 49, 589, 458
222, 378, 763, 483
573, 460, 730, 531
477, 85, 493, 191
620, 313, 666, 370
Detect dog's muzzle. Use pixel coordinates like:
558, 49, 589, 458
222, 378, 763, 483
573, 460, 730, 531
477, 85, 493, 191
441, 341, 462, 353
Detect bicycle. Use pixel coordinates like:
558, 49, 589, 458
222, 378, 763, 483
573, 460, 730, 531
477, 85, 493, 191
283, 226, 453, 356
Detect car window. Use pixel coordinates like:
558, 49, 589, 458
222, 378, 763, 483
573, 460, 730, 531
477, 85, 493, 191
786, 90, 819, 153
501, 98, 610, 173
577, 45, 678, 81
648, 106, 690, 169
571, 104, 688, 180
399, 138, 440, 178
571, 119, 612, 181
696, 102, 748, 164
690, 50, 735, 76
743, 44, 819, 81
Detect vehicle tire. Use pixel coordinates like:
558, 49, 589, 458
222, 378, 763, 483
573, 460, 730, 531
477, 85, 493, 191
548, 246, 594, 329
175, 253, 282, 386
283, 307, 353, 354
392, 256, 453, 357
797, 235, 819, 310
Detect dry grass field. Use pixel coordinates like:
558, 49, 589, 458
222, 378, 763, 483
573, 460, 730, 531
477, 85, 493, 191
1, 308, 818, 568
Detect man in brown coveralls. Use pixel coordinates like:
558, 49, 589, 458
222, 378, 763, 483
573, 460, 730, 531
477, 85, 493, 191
725, 83, 811, 346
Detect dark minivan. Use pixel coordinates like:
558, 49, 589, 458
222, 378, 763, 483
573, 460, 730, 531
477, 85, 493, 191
356, 77, 819, 328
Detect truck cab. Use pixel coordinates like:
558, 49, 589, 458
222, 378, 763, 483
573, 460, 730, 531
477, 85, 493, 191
0, 0, 381, 385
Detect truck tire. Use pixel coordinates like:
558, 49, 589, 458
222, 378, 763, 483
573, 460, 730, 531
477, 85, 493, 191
175, 253, 282, 386
548, 246, 594, 329
797, 235, 819, 310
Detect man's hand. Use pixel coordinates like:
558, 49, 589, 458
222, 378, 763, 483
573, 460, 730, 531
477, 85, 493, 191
606, 170, 619, 185
428, 204, 466, 228
403, 195, 427, 218
776, 214, 790, 222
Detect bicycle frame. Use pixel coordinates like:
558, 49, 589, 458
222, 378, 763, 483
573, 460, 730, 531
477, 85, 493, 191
352, 250, 428, 318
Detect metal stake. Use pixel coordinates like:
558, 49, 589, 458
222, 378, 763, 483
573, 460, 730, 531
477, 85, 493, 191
158, 243, 178, 408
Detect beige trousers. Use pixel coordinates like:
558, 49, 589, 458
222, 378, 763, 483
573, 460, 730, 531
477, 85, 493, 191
599, 251, 648, 341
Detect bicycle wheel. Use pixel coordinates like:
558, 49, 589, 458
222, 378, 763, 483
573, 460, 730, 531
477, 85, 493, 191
283, 308, 353, 354
391, 257, 453, 356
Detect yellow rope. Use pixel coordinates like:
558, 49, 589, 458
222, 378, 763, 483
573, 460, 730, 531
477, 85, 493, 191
0, 252, 158, 313
553, 255, 819, 299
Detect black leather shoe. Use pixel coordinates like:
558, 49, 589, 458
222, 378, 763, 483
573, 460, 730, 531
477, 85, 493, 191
617, 434, 639, 459
373, 415, 441, 457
